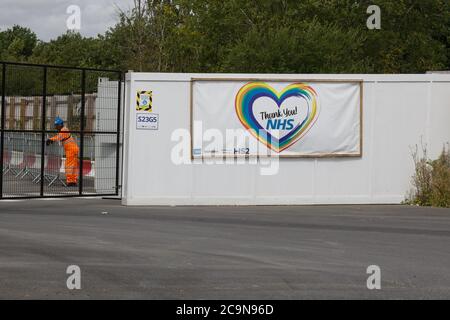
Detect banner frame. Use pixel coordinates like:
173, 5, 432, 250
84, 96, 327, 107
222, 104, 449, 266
190, 78, 364, 160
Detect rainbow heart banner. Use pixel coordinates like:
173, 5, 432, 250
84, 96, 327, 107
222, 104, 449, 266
235, 82, 319, 152
192, 80, 361, 157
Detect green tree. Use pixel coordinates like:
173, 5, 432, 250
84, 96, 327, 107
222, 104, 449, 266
31, 31, 103, 68
1, 0, 449, 73
0, 25, 38, 61
103, 0, 181, 72
219, 21, 368, 73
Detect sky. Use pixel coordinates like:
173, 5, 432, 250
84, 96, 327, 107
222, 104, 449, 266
0, 0, 135, 41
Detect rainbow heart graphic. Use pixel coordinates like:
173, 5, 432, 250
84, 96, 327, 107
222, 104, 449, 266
235, 82, 319, 153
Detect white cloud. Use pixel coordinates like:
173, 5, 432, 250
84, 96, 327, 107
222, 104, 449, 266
0, 0, 135, 41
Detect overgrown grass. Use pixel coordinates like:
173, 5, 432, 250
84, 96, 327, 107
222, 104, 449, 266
406, 143, 450, 208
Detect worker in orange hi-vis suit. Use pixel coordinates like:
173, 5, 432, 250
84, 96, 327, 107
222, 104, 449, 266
46, 117, 80, 187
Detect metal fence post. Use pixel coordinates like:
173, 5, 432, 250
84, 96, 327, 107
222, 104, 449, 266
115, 72, 122, 196
0, 63, 6, 198
79, 69, 86, 195
39, 66, 47, 197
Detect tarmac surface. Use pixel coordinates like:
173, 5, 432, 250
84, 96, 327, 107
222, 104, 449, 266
0, 198, 449, 299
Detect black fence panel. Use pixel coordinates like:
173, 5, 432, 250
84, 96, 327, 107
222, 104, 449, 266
0, 61, 123, 199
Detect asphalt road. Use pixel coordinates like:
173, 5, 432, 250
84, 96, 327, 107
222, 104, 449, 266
0, 198, 449, 299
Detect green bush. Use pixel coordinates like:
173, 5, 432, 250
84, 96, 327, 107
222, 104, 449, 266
406, 143, 450, 208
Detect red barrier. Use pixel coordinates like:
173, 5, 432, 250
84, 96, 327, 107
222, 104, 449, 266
82, 160, 92, 176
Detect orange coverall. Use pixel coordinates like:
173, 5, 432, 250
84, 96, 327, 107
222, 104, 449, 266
49, 127, 79, 184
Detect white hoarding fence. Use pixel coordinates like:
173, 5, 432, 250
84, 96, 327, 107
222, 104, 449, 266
122, 73, 450, 206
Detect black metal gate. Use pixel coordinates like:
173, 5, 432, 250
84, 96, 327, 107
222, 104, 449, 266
0, 61, 122, 199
